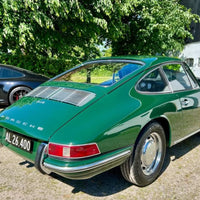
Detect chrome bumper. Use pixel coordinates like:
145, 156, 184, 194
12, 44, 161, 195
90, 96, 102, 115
44, 150, 131, 173
42, 148, 132, 179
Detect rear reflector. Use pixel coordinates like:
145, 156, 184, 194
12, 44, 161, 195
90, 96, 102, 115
48, 143, 100, 159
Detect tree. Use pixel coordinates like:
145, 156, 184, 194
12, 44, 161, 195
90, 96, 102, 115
0, 0, 130, 60
110, 0, 199, 56
0, 0, 199, 76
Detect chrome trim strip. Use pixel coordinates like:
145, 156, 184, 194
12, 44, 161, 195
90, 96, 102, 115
173, 129, 200, 145
135, 65, 173, 95
50, 59, 145, 84
43, 150, 131, 174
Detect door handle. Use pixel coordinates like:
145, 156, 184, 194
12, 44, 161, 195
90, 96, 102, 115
181, 99, 189, 106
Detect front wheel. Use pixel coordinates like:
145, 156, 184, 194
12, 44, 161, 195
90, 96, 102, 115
120, 122, 166, 186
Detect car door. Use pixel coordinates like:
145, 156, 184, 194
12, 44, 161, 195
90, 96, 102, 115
162, 62, 200, 145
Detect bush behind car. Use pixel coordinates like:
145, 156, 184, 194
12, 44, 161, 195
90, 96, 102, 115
0, 53, 76, 78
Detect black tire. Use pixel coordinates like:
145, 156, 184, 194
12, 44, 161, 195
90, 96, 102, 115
9, 86, 31, 104
120, 122, 166, 186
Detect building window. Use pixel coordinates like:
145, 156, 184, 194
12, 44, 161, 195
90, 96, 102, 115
185, 58, 194, 67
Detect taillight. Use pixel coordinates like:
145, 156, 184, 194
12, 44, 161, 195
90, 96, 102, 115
48, 143, 100, 159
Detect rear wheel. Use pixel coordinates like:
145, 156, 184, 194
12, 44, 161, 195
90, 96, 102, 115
120, 122, 166, 186
9, 86, 31, 104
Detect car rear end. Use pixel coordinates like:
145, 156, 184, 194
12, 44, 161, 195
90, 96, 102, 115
0, 57, 149, 179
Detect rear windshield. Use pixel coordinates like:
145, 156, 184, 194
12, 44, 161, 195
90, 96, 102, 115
54, 61, 143, 86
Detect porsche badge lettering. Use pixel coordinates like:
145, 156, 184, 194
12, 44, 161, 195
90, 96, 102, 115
0, 115, 44, 131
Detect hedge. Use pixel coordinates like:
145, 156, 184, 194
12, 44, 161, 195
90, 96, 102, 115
0, 53, 79, 78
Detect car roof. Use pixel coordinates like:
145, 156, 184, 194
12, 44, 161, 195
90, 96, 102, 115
0, 63, 48, 79
52, 56, 182, 82
0, 63, 36, 74
91, 56, 181, 67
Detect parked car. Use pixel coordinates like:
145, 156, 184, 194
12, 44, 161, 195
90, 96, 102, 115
0, 64, 49, 105
0, 56, 200, 186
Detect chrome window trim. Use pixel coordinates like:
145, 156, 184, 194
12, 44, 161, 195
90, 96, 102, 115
51, 59, 145, 86
161, 62, 200, 93
183, 62, 200, 89
136, 61, 200, 95
135, 66, 173, 95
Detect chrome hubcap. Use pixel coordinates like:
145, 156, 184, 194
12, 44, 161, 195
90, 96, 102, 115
141, 132, 162, 175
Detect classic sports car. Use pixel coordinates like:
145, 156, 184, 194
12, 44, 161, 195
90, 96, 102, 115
0, 56, 200, 187
0, 64, 49, 105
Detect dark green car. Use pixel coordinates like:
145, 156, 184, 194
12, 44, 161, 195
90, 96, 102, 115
0, 56, 200, 186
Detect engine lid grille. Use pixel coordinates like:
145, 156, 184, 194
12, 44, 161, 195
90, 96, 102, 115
26, 86, 96, 107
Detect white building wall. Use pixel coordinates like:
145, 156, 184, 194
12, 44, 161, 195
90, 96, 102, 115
180, 42, 200, 77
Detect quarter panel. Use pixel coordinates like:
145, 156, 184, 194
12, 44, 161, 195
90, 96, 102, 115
49, 75, 185, 153
172, 89, 200, 144
49, 79, 142, 153
131, 88, 184, 147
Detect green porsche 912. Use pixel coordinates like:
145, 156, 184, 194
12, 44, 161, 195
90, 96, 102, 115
0, 56, 200, 186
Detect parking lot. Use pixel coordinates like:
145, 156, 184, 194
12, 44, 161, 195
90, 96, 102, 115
0, 105, 200, 200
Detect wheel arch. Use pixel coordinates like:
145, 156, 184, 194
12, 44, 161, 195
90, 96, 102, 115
134, 117, 171, 152
8, 83, 32, 93
121, 116, 169, 186
153, 117, 171, 147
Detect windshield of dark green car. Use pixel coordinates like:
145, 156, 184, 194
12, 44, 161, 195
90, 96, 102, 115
54, 61, 143, 86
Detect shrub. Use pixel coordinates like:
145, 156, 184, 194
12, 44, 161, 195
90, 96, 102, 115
0, 53, 78, 78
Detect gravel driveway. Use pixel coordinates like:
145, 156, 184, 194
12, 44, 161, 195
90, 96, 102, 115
0, 108, 200, 200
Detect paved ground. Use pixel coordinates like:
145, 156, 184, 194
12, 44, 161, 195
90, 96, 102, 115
0, 107, 200, 199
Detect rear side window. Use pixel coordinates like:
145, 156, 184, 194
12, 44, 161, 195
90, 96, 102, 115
162, 64, 192, 92
137, 68, 170, 93
183, 63, 199, 89
0, 67, 24, 78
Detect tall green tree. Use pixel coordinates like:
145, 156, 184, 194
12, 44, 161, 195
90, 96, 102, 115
0, 0, 199, 76
0, 0, 131, 61
110, 0, 199, 56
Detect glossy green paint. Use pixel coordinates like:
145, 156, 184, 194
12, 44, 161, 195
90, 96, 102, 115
169, 89, 200, 144
49, 78, 142, 153
0, 56, 200, 180
0, 81, 107, 141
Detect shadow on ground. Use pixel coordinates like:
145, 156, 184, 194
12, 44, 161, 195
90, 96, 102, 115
51, 167, 132, 196
162, 133, 200, 172
17, 133, 200, 197
36, 133, 200, 197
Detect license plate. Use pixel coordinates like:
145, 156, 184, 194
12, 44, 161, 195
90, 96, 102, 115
5, 130, 33, 153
